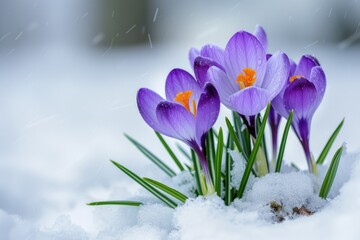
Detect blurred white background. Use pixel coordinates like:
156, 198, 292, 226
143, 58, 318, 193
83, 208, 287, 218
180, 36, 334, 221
0, 0, 360, 237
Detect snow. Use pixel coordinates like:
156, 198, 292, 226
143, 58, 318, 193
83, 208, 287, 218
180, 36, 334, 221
1, 150, 358, 240
1, 6, 360, 237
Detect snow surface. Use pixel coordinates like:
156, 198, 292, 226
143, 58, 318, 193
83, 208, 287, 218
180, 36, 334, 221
1, 151, 359, 240
1, 10, 360, 238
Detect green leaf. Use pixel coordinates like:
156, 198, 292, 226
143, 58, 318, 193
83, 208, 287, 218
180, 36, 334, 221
176, 144, 192, 162
275, 110, 293, 173
206, 128, 216, 183
237, 103, 271, 198
232, 112, 251, 159
87, 200, 142, 206
256, 115, 269, 165
225, 117, 243, 154
316, 119, 345, 165
224, 133, 232, 205
191, 149, 203, 195
110, 160, 177, 208
319, 146, 343, 199
215, 128, 224, 196
291, 163, 300, 171
143, 177, 188, 203
155, 131, 184, 171
124, 134, 176, 177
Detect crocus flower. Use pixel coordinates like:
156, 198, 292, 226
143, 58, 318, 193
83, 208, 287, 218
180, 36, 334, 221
188, 25, 268, 88
268, 54, 297, 161
137, 68, 220, 192
272, 55, 326, 172
205, 31, 290, 136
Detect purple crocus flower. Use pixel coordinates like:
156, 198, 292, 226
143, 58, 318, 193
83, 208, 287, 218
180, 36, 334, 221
272, 55, 326, 172
204, 31, 290, 136
188, 25, 268, 88
268, 55, 297, 161
137, 68, 220, 192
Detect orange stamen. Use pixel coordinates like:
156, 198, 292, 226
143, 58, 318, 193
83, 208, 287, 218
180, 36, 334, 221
289, 75, 303, 83
192, 99, 197, 116
236, 68, 257, 89
174, 91, 196, 116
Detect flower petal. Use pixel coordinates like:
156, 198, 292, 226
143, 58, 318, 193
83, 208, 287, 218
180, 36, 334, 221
156, 101, 196, 143
283, 78, 317, 120
137, 88, 165, 132
194, 56, 223, 88
271, 94, 289, 119
295, 55, 320, 79
165, 68, 202, 102
195, 83, 220, 145
229, 86, 271, 116
200, 44, 225, 67
207, 66, 236, 108
289, 58, 297, 76
310, 66, 326, 105
261, 52, 290, 99
189, 48, 200, 70
254, 25, 268, 51
224, 31, 267, 87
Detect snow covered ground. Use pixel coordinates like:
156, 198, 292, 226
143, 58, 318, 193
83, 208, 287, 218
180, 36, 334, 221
1, 34, 360, 239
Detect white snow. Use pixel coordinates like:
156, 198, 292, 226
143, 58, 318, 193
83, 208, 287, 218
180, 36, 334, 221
2, 151, 357, 240
1, 9, 360, 237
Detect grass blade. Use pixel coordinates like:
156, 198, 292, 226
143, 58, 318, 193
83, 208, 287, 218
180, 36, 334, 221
110, 160, 177, 208
191, 149, 203, 195
206, 129, 216, 183
256, 115, 269, 165
225, 117, 243, 154
224, 133, 232, 205
144, 178, 188, 203
291, 162, 300, 171
319, 146, 343, 199
125, 134, 176, 177
215, 128, 224, 196
155, 131, 184, 171
275, 110, 293, 173
237, 103, 271, 198
176, 144, 192, 162
87, 200, 142, 206
232, 112, 251, 158
316, 119, 345, 165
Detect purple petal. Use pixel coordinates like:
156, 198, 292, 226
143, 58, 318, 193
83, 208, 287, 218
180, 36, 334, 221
261, 52, 290, 99
165, 68, 202, 102
283, 78, 317, 120
194, 56, 223, 88
200, 44, 225, 67
271, 94, 289, 119
189, 48, 200, 70
294, 55, 320, 79
254, 25, 268, 51
207, 66, 237, 108
156, 101, 196, 143
289, 58, 297, 76
309, 66, 326, 105
195, 83, 220, 145
229, 86, 271, 116
224, 31, 267, 87
137, 88, 165, 132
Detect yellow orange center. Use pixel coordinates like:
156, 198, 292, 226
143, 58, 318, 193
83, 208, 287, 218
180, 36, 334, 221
174, 90, 197, 116
236, 68, 257, 89
289, 75, 303, 83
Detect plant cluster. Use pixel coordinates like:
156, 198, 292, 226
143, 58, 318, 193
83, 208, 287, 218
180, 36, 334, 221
89, 26, 344, 209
